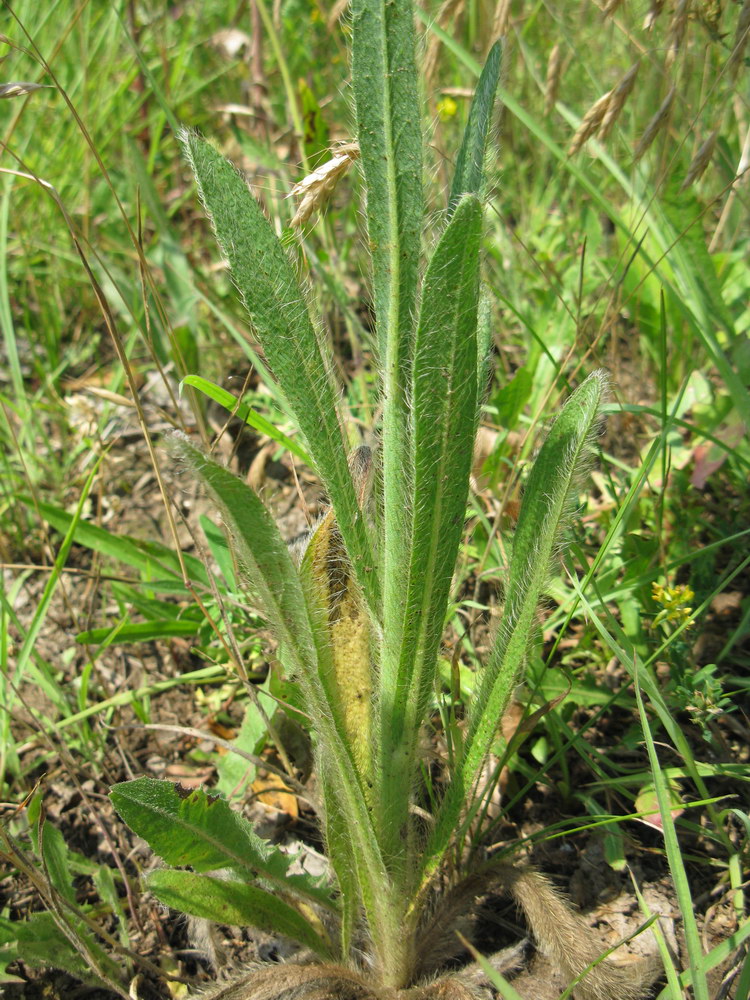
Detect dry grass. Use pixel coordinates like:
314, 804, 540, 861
423, 0, 466, 94
490, 0, 511, 40
643, 0, 666, 30
665, 0, 689, 68
728, 0, 750, 80
288, 142, 360, 228
681, 127, 720, 191
597, 62, 639, 141
543, 43, 562, 118
633, 84, 675, 162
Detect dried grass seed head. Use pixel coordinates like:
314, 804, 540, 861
288, 142, 360, 228
643, 0, 665, 30
699, 0, 722, 35
568, 90, 612, 155
491, 0, 511, 39
0, 81, 51, 98
665, 0, 690, 68
633, 84, 676, 161
681, 127, 720, 189
597, 61, 639, 140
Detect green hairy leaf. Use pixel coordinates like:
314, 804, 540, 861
504, 370, 607, 610
39, 820, 76, 906
351, 0, 424, 704
169, 433, 320, 684
179, 130, 379, 614
0, 913, 122, 992
478, 370, 608, 725
169, 436, 390, 955
109, 777, 334, 910
318, 762, 360, 959
147, 870, 332, 958
449, 40, 502, 214
378, 195, 483, 854
422, 371, 608, 880
351, 0, 423, 365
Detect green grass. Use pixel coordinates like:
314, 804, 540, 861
1, 0, 749, 995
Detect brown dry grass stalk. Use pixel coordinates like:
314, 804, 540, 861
665, 0, 690, 68
423, 0, 466, 95
544, 43, 562, 117
491, 0, 511, 39
643, 0, 665, 30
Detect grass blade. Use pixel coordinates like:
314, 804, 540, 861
13, 461, 102, 705
655, 918, 750, 998
181, 375, 312, 465
24, 497, 209, 589
75, 620, 202, 644
634, 666, 710, 1000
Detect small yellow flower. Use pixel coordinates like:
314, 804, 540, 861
651, 582, 695, 629
437, 96, 458, 121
